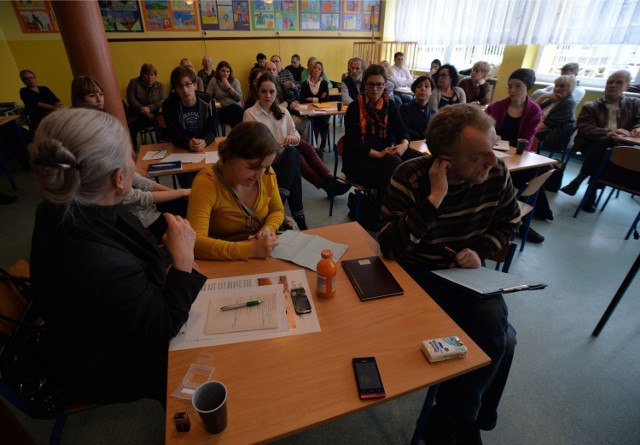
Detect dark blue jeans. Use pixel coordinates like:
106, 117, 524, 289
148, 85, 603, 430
273, 145, 304, 214
403, 266, 517, 430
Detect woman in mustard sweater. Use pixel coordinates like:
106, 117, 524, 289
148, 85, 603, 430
187, 121, 284, 260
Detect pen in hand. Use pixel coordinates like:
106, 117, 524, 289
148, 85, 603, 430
220, 300, 263, 311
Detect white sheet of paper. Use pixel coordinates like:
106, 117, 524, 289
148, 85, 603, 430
142, 150, 167, 160
205, 293, 279, 335
163, 153, 205, 164
494, 150, 510, 158
272, 231, 349, 271
494, 140, 510, 151
205, 151, 220, 164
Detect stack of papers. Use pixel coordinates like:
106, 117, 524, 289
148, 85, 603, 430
271, 231, 348, 271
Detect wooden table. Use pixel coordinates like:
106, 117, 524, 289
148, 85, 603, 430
135, 137, 224, 178
612, 135, 640, 146
297, 102, 347, 150
496, 147, 558, 172
165, 222, 489, 444
410, 139, 430, 156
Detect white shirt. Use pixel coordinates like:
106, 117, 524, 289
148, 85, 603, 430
389, 64, 413, 88
243, 103, 300, 146
531, 84, 586, 104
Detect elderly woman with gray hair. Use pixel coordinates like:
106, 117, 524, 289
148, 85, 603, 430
29, 108, 206, 406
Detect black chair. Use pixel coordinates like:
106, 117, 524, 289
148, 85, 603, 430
573, 145, 640, 240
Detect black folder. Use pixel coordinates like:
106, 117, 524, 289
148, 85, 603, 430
342, 256, 404, 301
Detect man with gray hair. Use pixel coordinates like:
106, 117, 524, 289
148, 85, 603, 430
379, 104, 520, 444
561, 69, 640, 211
341, 57, 366, 105
532, 62, 585, 104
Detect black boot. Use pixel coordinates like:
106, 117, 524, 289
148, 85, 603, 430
319, 130, 328, 152
294, 214, 308, 231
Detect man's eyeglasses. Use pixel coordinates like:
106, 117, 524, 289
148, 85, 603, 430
365, 82, 385, 89
177, 82, 195, 90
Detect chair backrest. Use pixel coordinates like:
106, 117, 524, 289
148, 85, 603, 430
517, 169, 556, 198
0, 260, 30, 348
609, 146, 640, 173
336, 135, 345, 156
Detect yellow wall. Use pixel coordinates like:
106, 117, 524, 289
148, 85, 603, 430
493, 44, 539, 101
0, 1, 374, 106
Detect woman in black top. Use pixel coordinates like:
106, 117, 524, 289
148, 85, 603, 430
400, 75, 436, 141
300, 60, 330, 151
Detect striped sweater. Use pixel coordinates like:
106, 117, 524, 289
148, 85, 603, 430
378, 156, 520, 270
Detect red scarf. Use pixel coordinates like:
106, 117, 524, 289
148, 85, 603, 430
358, 92, 389, 144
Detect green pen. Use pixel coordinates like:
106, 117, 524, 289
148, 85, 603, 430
220, 300, 263, 311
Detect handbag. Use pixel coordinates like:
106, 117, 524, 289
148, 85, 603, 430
0, 268, 68, 419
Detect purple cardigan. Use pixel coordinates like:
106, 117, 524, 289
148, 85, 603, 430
486, 96, 542, 149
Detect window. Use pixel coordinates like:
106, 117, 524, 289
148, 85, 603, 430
416, 44, 505, 74
535, 44, 640, 87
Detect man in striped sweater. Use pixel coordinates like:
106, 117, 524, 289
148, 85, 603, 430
379, 104, 520, 445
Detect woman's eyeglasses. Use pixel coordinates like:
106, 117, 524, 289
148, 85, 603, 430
365, 82, 385, 89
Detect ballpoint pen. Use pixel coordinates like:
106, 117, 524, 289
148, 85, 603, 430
220, 300, 263, 311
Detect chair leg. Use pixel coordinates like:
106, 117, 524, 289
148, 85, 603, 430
573, 179, 598, 218
601, 188, 615, 212
625, 210, 640, 240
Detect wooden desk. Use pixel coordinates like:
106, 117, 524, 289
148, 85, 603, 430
165, 222, 489, 444
496, 148, 558, 172
328, 87, 341, 99
410, 139, 430, 156
612, 135, 640, 146
395, 87, 413, 95
297, 102, 347, 149
136, 137, 224, 178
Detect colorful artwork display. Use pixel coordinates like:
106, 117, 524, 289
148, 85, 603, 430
12, 0, 58, 33
200, 0, 250, 31
251, 0, 297, 31
142, 0, 199, 31
300, 0, 379, 32
99, 0, 144, 32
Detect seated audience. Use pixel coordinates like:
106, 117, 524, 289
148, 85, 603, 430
429, 64, 467, 111
19, 69, 64, 131
163, 66, 218, 188
252, 52, 267, 73
126, 63, 165, 149
265, 59, 312, 142
561, 70, 640, 212
198, 56, 215, 90
245, 74, 348, 206
243, 74, 308, 230
285, 54, 304, 83
179, 58, 204, 92
341, 57, 366, 105
380, 61, 403, 106
378, 104, 519, 444
206, 60, 244, 128
400, 75, 436, 141
245, 68, 264, 110
70, 75, 104, 109
532, 62, 585, 105
71, 75, 189, 242
300, 60, 330, 151
301, 56, 333, 87
486, 68, 549, 239
533, 74, 577, 153
29, 108, 206, 405
429, 58, 442, 78
343, 64, 412, 204
187, 121, 283, 260
388, 51, 414, 103
458, 61, 493, 105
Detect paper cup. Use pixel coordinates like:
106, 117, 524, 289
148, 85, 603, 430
516, 138, 529, 155
192, 381, 228, 434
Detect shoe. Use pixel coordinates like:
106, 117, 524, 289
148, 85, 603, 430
560, 181, 579, 196
521, 226, 545, 243
294, 214, 308, 231
324, 180, 351, 198
315, 148, 324, 159
581, 203, 597, 213
533, 209, 554, 221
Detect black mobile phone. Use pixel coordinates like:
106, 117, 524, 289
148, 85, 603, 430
352, 357, 386, 399
291, 287, 312, 315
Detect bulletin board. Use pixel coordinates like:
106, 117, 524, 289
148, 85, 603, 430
250, 0, 298, 31
199, 0, 251, 31
99, 0, 144, 32
12, 0, 58, 33
141, 0, 200, 31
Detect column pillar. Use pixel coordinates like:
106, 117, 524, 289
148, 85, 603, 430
51, 1, 128, 129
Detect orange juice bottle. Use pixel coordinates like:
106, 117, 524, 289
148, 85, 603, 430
316, 250, 337, 298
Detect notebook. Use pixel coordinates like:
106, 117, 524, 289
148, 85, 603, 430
342, 256, 404, 301
147, 160, 182, 174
